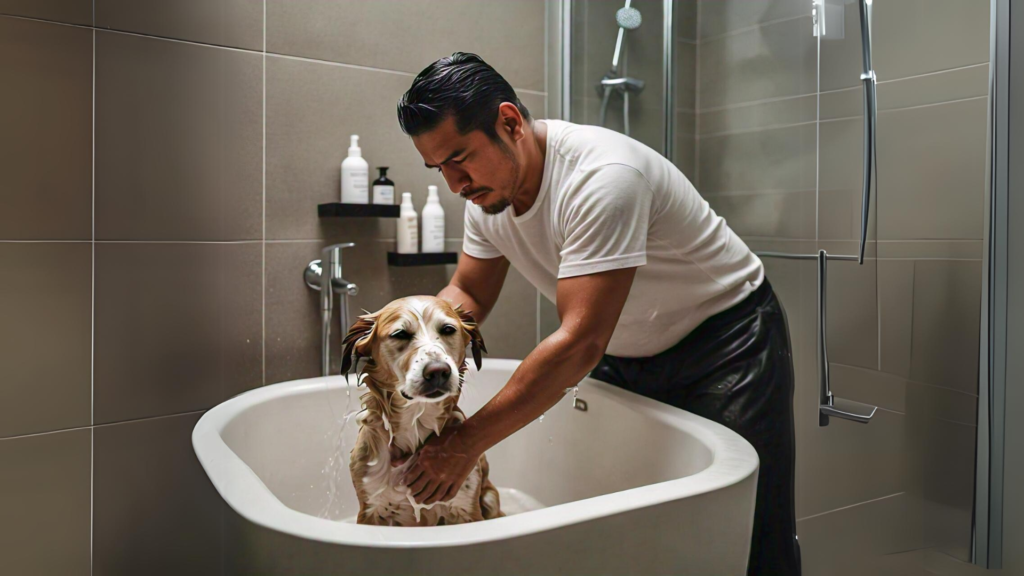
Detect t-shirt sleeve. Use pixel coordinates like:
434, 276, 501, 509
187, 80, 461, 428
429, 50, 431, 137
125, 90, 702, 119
462, 203, 503, 259
558, 164, 652, 279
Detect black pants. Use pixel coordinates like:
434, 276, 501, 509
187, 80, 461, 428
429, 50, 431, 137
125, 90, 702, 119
590, 280, 801, 576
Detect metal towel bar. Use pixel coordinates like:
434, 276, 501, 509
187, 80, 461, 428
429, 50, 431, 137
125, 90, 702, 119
756, 250, 877, 426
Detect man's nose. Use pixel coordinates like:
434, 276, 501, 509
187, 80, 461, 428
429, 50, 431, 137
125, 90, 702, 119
439, 165, 470, 193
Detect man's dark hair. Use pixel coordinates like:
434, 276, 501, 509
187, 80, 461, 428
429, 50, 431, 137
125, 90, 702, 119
397, 52, 531, 140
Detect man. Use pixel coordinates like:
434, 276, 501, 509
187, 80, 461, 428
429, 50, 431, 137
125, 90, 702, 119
393, 53, 801, 575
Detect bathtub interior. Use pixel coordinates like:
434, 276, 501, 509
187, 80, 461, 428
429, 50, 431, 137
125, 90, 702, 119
219, 363, 714, 522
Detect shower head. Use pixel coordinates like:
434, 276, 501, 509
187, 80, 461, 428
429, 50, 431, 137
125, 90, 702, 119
616, 7, 642, 30
610, 1, 642, 72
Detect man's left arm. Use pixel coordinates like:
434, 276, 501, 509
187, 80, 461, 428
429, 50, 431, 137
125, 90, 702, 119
399, 266, 637, 504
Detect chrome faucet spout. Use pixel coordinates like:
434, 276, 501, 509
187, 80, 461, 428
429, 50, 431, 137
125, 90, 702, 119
304, 243, 358, 376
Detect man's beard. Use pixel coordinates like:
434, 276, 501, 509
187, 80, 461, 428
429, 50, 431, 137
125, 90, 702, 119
480, 141, 521, 216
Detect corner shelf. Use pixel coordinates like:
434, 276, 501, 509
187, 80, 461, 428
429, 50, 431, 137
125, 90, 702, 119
318, 203, 399, 218
387, 252, 459, 267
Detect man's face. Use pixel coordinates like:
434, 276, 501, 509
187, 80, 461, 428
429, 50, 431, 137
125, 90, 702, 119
412, 116, 521, 215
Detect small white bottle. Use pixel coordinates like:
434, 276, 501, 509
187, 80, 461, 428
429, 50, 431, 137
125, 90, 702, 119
421, 185, 446, 253
340, 135, 369, 204
397, 192, 419, 254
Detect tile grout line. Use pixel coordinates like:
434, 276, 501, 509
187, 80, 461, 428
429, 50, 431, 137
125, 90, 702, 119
693, 1, 701, 188
796, 492, 905, 522
697, 13, 808, 45
90, 20, 95, 576
262, 0, 267, 388
820, 95, 988, 124
0, 14, 550, 94
0, 410, 211, 442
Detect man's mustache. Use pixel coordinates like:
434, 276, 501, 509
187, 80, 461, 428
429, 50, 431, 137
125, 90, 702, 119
460, 188, 493, 199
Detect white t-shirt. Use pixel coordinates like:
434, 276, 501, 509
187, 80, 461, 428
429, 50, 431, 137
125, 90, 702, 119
463, 120, 764, 358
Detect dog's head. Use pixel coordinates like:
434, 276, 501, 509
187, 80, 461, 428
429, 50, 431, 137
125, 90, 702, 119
341, 296, 486, 403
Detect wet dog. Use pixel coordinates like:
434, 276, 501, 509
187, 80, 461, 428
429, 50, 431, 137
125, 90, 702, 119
342, 296, 502, 526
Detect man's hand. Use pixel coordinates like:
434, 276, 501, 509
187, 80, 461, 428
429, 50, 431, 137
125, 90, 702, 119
394, 421, 481, 505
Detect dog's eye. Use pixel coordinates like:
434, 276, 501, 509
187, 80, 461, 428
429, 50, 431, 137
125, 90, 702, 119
439, 324, 458, 336
389, 329, 412, 340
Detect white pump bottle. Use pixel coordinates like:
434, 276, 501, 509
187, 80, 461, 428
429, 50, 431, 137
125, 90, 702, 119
420, 185, 445, 253
340, 135, 369, 204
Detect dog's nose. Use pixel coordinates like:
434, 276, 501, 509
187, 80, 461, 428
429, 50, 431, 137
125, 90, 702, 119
422, 362, 451, 391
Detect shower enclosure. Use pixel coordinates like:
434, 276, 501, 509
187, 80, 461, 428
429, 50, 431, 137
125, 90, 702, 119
546, 0, 995, 573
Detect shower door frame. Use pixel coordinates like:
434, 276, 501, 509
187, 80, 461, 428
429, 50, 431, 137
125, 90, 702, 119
552, 0, 678, 158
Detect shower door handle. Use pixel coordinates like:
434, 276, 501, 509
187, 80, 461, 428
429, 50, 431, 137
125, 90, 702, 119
856, 0, 877, 266
816, 251, 877, 426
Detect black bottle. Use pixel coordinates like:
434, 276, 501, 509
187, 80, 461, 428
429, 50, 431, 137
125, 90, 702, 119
372, 167, 395, 205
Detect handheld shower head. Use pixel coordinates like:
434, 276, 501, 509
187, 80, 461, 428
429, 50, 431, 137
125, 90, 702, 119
616, 7, 642, 30
611, 1, 642, 72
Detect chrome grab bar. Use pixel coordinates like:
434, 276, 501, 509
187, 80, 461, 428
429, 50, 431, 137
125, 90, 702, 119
857, 0, 877, 265
755, 250, 877, 426
304, 243, 359, 376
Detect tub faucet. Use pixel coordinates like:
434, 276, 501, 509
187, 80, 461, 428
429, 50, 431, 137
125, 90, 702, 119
304, 243, 359, 376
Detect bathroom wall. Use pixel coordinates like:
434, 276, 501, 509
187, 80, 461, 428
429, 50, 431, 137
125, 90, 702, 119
693, 0, 990, 574
0, 1, 547, 574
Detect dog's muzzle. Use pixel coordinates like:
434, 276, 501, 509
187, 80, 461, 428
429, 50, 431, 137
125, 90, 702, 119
418, 361, 452, 399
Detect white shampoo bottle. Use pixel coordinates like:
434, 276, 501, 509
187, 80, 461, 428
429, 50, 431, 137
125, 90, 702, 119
421, 185, 445, 253
397, 192, 419, 253
340, 135, 369, 204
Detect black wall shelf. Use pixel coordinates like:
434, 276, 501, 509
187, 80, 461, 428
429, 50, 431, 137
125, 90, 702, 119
387, 252, 459, 267
318, 203, 399, 218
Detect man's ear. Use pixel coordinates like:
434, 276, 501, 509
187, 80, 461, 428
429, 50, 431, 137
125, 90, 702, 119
496, 102, 525, 143
341, 311, 379, 376
454, 305, 487, 370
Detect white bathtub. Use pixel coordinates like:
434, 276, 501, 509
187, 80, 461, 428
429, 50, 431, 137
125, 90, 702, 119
193, 359, 758, 575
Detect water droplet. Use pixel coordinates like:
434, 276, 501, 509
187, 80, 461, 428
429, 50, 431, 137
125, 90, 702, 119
538, 414, 545, 423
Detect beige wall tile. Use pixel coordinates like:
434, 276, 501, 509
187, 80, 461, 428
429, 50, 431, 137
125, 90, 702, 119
877, 241, 983, 260
829, 363, 907, 414
676, 39, 696, 111
872, 0, 990, 83
0, 243, 91, 437
698, 122, 816, 194
798, 407, 907, 518
265, 55, 446, 241
697, 0, 808, 40
706, 190, 815, 239
96, 0, 263, 50
821, 0, 990, 92
0, 0, 91, 25
699, 95, 816, 136
94, 242, 263, 423
909, 412, 976, 561
93, 413, 223, 576
877, 98, 988, 241
266, 0, 546, 92
676, 0, 698, 43
878, 259, 914, 379
699, 16, 816, 109
0, 17, 92, 240
909, 260, 982, 395
824, 258, 878, 370
798, 493, 923, 576
95, 32, 263, 241
0, 429, 91, 576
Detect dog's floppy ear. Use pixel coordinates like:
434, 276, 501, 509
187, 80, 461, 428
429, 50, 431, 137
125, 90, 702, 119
341, 311, 379, 376
454, 305, 487, 370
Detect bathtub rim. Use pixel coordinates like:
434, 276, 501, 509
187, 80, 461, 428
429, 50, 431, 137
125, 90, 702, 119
192, 358, 759, 549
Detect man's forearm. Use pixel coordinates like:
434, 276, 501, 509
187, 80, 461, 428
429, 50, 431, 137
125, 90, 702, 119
460, 328, 604, 455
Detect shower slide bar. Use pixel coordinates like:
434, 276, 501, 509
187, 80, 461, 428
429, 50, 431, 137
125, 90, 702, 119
755, 250, 878, 427
744, 0, 879, 425
857, 0, 877, 265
